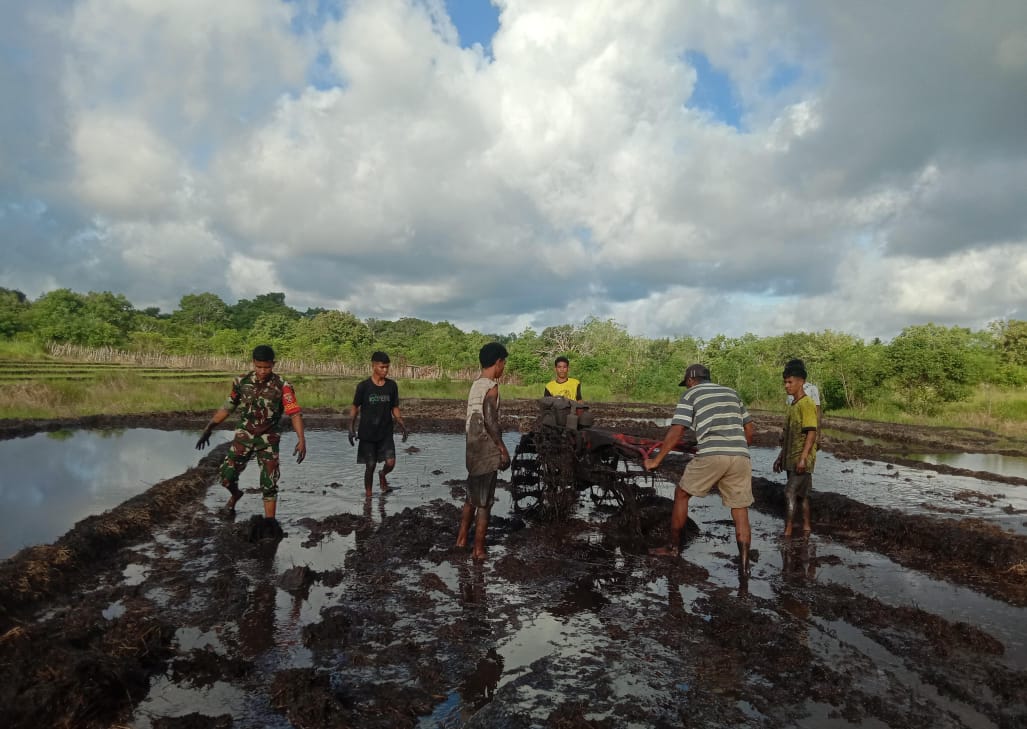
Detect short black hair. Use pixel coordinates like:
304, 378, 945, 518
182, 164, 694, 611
479, 342, 509, 368
252, 345, 275, 362
555, 356, 569, 366
371, 351, 390, 364
783, 358, 807, 379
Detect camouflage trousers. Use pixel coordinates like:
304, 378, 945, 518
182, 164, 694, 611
219, 435, 281, 502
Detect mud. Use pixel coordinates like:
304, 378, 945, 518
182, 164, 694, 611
1, 401, 1026, 728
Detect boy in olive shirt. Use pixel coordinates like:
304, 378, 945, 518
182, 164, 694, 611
773, 360, 818, 537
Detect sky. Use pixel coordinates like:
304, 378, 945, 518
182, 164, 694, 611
2, 0, 1026, 342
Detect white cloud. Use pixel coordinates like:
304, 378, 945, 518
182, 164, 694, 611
72, 113, 185, 217
2, 0, 1026, 340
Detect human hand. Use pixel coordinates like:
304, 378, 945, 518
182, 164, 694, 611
294, 440, 307, 464
196, 428, 212, 450
348, 430, 357, 447
796, 457, 806, 474
643, 458, 658, 472
499, 450, 510, 471
401, 428, 409, 443
773, 455, 783, 473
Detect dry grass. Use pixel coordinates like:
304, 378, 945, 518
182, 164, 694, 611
1005, 561, 1027, 576
0, 626, 26, 644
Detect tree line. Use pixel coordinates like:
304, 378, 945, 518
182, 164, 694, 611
2, 287, 1026, 415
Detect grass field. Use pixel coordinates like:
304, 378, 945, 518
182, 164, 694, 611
0, 357, 549, 418
2, 352, 1026, 438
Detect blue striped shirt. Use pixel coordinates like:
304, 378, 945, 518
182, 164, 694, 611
671, 382, 752, 458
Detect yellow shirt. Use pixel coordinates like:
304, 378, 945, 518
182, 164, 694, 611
544, 378, 581, 400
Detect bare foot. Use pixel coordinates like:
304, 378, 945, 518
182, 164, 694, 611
226, 488, 242, 510
472, 549, 487, 561
648, 545, 679, 557
379, 474, 391, 493
455, 539, 468, 548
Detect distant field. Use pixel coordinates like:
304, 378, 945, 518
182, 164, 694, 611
0, 358, 539, 418
0, 359, 345, 384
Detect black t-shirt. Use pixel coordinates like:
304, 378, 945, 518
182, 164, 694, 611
353, 378, 399, 441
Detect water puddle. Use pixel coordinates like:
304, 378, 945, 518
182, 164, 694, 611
6, 428, 1026, 727
0, 429, 202, 558
749, 447, 1027, 535
898, 451, 1027, 480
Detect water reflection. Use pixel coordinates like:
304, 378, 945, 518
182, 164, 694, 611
455, 562, 504, 717
0, 428, 204, 558
899, 452, 1027, 480
749, 447, 1027, 535
780, 538, 818, 582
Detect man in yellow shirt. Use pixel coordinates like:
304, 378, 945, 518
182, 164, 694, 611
543, 356, 582, 400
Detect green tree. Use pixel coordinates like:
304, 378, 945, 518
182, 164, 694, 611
248, 313, 298, 352
28, 289, 87, 343
173, 293, 230, 329
208, 328, 247, 356
0, 288, 29, 338
291, 311, 372, 360
886, 324, 978, 414
82, 291, 135, 341
28, 289, 135, 346
988, 319, 1027, 367
230, 292, 299, 330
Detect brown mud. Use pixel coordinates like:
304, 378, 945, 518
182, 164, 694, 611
1, 401, 1026, 728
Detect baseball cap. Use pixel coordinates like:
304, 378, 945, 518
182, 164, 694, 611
679, 363, 710, 386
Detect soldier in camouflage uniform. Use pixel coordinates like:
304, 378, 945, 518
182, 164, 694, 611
196, 345, 307, 519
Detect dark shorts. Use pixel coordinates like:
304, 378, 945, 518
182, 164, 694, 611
785, 470, 813, 500
357, 436, 396, 465
466, 471, 498, 509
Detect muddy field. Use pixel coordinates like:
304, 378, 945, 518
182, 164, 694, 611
1, 401, 1026, 728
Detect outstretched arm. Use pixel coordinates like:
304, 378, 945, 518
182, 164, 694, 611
643, 423, 686, 471
196, 408, 231, 450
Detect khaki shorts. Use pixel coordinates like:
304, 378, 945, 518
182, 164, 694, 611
679, 454, 753, 509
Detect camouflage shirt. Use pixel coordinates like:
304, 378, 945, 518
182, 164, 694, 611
223, 371, 301, 444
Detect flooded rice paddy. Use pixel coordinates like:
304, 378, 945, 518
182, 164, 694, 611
1, 411, 1026, 728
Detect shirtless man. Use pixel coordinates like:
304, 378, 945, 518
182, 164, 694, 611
456, 343, 510, 560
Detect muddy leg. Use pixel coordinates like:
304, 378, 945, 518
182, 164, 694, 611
220, 446, 249, 510
472, 506, 491, 560
263, 499, 277, 519
802, 496, 812, 535
363, 462, 376, 498
226, 486, 243, 510
456, 503, 475, 548
379, 457, 396, 492
731, 506, 751, 573
784, 473, 798, 537
650, 488, 690, 556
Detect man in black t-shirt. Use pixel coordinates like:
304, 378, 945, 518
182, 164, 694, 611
348, 351, 408, 496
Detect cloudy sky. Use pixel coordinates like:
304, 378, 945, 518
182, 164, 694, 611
3, 0, 1026, 341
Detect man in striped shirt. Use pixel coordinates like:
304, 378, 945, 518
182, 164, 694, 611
644, 364, 755, 573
